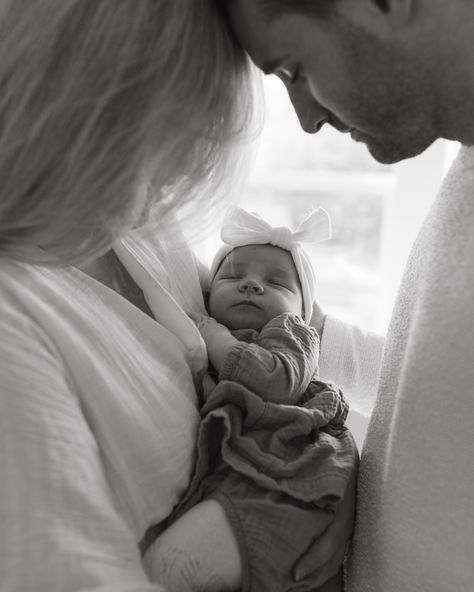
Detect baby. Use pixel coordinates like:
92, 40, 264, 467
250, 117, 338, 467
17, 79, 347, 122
152, 207, 358, 592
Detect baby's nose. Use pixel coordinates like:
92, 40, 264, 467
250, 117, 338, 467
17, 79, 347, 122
238, 278, 264, 294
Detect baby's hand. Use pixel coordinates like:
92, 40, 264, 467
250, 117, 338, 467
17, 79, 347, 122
187, 312, 230, 342
187, 313, 236, 372
188, 311, 211, 330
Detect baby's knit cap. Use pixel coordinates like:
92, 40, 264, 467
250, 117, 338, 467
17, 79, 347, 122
209, 206, 331, 323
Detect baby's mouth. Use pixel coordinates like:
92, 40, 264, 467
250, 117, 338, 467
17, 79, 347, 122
234, 300, 261, 310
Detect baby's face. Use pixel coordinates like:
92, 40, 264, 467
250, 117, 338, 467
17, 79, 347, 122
208, 244, 303, 331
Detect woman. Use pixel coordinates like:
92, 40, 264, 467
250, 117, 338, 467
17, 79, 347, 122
0, 1, 366, 590
0, 2, 251, 589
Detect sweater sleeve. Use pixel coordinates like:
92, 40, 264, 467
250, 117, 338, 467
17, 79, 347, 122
0, 308, 164, 591
219, 313, 320, 404
318, 314, 385, 417
317, 314, 385, 449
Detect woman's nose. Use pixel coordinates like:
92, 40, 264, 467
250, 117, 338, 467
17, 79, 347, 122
238, 278, 264, 294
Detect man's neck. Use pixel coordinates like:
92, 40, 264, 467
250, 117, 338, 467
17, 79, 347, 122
425, 3, 474, 145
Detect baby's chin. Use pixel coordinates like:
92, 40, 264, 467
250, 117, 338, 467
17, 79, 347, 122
217, 310, 267, 332
229, 320, 266, 332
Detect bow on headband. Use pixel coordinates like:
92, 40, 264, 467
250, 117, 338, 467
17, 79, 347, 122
221, 206, 331, 250
210, 207, 332, 323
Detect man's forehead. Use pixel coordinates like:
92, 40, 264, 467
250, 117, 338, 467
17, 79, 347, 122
227, 0, 289, 71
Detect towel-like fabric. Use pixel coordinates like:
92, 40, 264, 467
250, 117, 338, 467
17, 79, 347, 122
347, 145, 474, 591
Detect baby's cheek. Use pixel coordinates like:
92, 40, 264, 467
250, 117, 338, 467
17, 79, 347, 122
207, 290, 220, 318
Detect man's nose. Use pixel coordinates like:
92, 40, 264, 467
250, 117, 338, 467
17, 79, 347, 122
287, 84, 328, 134
238, 278, 264, 294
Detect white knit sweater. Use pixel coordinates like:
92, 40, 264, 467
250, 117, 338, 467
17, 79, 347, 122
347, 145, 474, 591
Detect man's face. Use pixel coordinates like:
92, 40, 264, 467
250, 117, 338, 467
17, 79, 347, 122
229, 0, 440, 164
208, 244, 303, 331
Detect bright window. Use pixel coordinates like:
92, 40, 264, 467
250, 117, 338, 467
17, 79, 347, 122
195, 77, 458, 333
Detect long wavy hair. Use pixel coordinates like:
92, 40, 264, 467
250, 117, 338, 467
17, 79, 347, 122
0, 0, 256, 265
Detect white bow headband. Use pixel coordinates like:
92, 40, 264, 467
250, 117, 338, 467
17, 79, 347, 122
209, 206, 331, 323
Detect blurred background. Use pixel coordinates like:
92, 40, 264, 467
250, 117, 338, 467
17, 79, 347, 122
194, 76, 459, 334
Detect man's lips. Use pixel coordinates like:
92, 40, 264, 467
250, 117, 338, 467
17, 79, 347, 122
326, 114, 353, 134
329, 114, 362, 140
350, 129, 365, 142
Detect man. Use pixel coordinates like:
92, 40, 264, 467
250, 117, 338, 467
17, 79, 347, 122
226, 1, 474, 591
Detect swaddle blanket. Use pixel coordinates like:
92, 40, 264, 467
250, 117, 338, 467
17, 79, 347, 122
174, 313, 357, 518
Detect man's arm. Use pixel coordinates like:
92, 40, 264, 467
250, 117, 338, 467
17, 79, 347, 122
310, 297, 385, 418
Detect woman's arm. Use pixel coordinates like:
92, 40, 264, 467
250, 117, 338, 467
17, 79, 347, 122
0, 311, 164, 592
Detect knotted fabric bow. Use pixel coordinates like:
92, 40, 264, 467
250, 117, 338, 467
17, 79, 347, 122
209, 206, 331, 323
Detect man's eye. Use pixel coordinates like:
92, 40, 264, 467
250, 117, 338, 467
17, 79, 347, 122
275, 66, 304, 88
276, 67, 293, 84
290, 68, 304, 85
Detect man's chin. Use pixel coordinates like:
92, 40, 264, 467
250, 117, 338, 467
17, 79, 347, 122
365, 137, 435, 165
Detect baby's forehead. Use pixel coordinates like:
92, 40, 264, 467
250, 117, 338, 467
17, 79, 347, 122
223, 243, 296, 273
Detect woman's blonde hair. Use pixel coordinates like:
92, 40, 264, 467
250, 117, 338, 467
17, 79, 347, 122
0, 0, 255, 265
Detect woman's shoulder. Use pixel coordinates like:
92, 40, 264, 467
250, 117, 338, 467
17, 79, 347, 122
0, 256, 65, 290
0, 259, 69, 350
0, 259, 107, 360
0, 257, 48, 309
0, 261, 72, 396
0, 258, 72, 318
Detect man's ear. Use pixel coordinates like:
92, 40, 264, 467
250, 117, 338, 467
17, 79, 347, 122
370, 0, 413, 24
372, 0, 413, 20
373, 0, 390, 13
